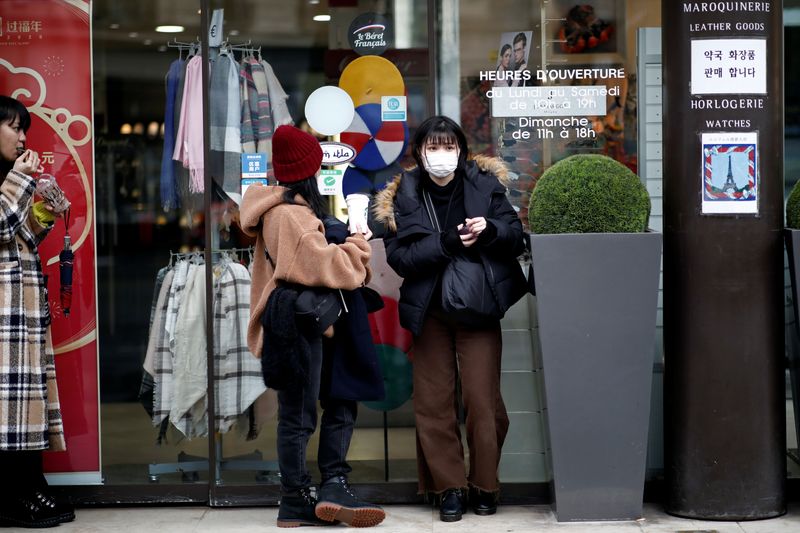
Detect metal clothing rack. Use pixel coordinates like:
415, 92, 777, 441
167, 246, 254, 265
166, 37, 201, 58
220, 38, 260, 55
148, 246, 276, 483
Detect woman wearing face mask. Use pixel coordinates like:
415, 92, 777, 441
374, 115, 526, 522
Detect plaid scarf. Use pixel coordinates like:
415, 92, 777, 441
210, 52, 242, 195
240, 57, 274, 155
213, 261, 265, 433
150, 259, 265, 440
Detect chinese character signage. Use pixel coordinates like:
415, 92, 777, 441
0, 0, 99, 483
241, 153, 267, 178
691, 39, 766, 95
701, 132, 758, 215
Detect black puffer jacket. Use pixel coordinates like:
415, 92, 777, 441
373, 156, 526, 336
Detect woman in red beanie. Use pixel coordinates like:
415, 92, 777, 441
240, 125, 385, 528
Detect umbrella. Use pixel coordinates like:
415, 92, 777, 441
59, 234, 73, 316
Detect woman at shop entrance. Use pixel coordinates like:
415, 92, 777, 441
375, 115, 526, 522
0, 95, 74, 528
241, 125, 385, 528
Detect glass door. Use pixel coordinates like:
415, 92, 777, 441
93, 0, 211, 498
204, 0, 431, 504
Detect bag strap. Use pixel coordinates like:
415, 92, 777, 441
422, 190, 441, 232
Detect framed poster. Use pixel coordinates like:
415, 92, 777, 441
493, 30, 533, 87
700, 132, 758, 215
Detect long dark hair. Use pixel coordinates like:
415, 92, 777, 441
0, 95, 31, 174
281, 177, 329, 220
411, 115, 469, 178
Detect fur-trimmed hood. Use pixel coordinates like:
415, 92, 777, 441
373, 155, 511, 233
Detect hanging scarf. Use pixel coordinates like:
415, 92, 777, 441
160, 58, 185, 209
173, 55, 205, 193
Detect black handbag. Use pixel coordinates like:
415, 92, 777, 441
423, 190, 510, 326
441, 254, 503, 326
294, 286, 344, 335
264, 246, 345, 335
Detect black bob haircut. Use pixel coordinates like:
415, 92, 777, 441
411, 115, 469, 177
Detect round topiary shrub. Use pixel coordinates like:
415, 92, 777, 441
528, 154, 651, 234
787, 180, 800, 229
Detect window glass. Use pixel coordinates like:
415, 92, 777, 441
93, 0, 210, 486
207, 0, 430, 487
458, 0, 660, 482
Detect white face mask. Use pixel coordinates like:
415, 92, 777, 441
423, 150, 459, 178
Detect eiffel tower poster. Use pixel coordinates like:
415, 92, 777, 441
701, 132, 758, 215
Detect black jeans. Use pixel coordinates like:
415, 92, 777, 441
276, 335, 358, 493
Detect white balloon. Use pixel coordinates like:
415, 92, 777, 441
304, 86, 355, 136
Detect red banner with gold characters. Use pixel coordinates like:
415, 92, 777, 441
0, 0, 99, 482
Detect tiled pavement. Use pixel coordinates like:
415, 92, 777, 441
45, 502, 800, 533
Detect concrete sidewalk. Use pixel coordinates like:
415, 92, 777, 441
45, 503, 800, 532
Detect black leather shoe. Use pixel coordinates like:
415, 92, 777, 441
469, 487, 498, 515
32, 490, 76, 523
438, 488, 466, 522
0, 493, 61, 528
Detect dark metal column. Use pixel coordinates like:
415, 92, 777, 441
662, 1, 785, 520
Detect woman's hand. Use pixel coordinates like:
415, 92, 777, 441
458, 223, 478, 248
465, 217, 487, 237
350, 223, 373, 241
42, 202, 66, 219
13, 149, 43, 176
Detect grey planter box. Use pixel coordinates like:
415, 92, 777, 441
784, 229, 800, 453
529, 231, 662, 522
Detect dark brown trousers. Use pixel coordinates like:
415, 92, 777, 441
412, 312, 508, 494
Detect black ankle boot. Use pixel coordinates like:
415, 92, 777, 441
438, 488, 466, 522
276, 487, 329, 528
469, 487, 499, 515
315, 475, 385, 527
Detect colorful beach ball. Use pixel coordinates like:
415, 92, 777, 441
341, 103, 407, 171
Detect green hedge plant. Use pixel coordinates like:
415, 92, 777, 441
528, 154, 651, 234
787, 180, 800, 229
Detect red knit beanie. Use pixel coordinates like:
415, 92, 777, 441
271, 125, 323, 183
